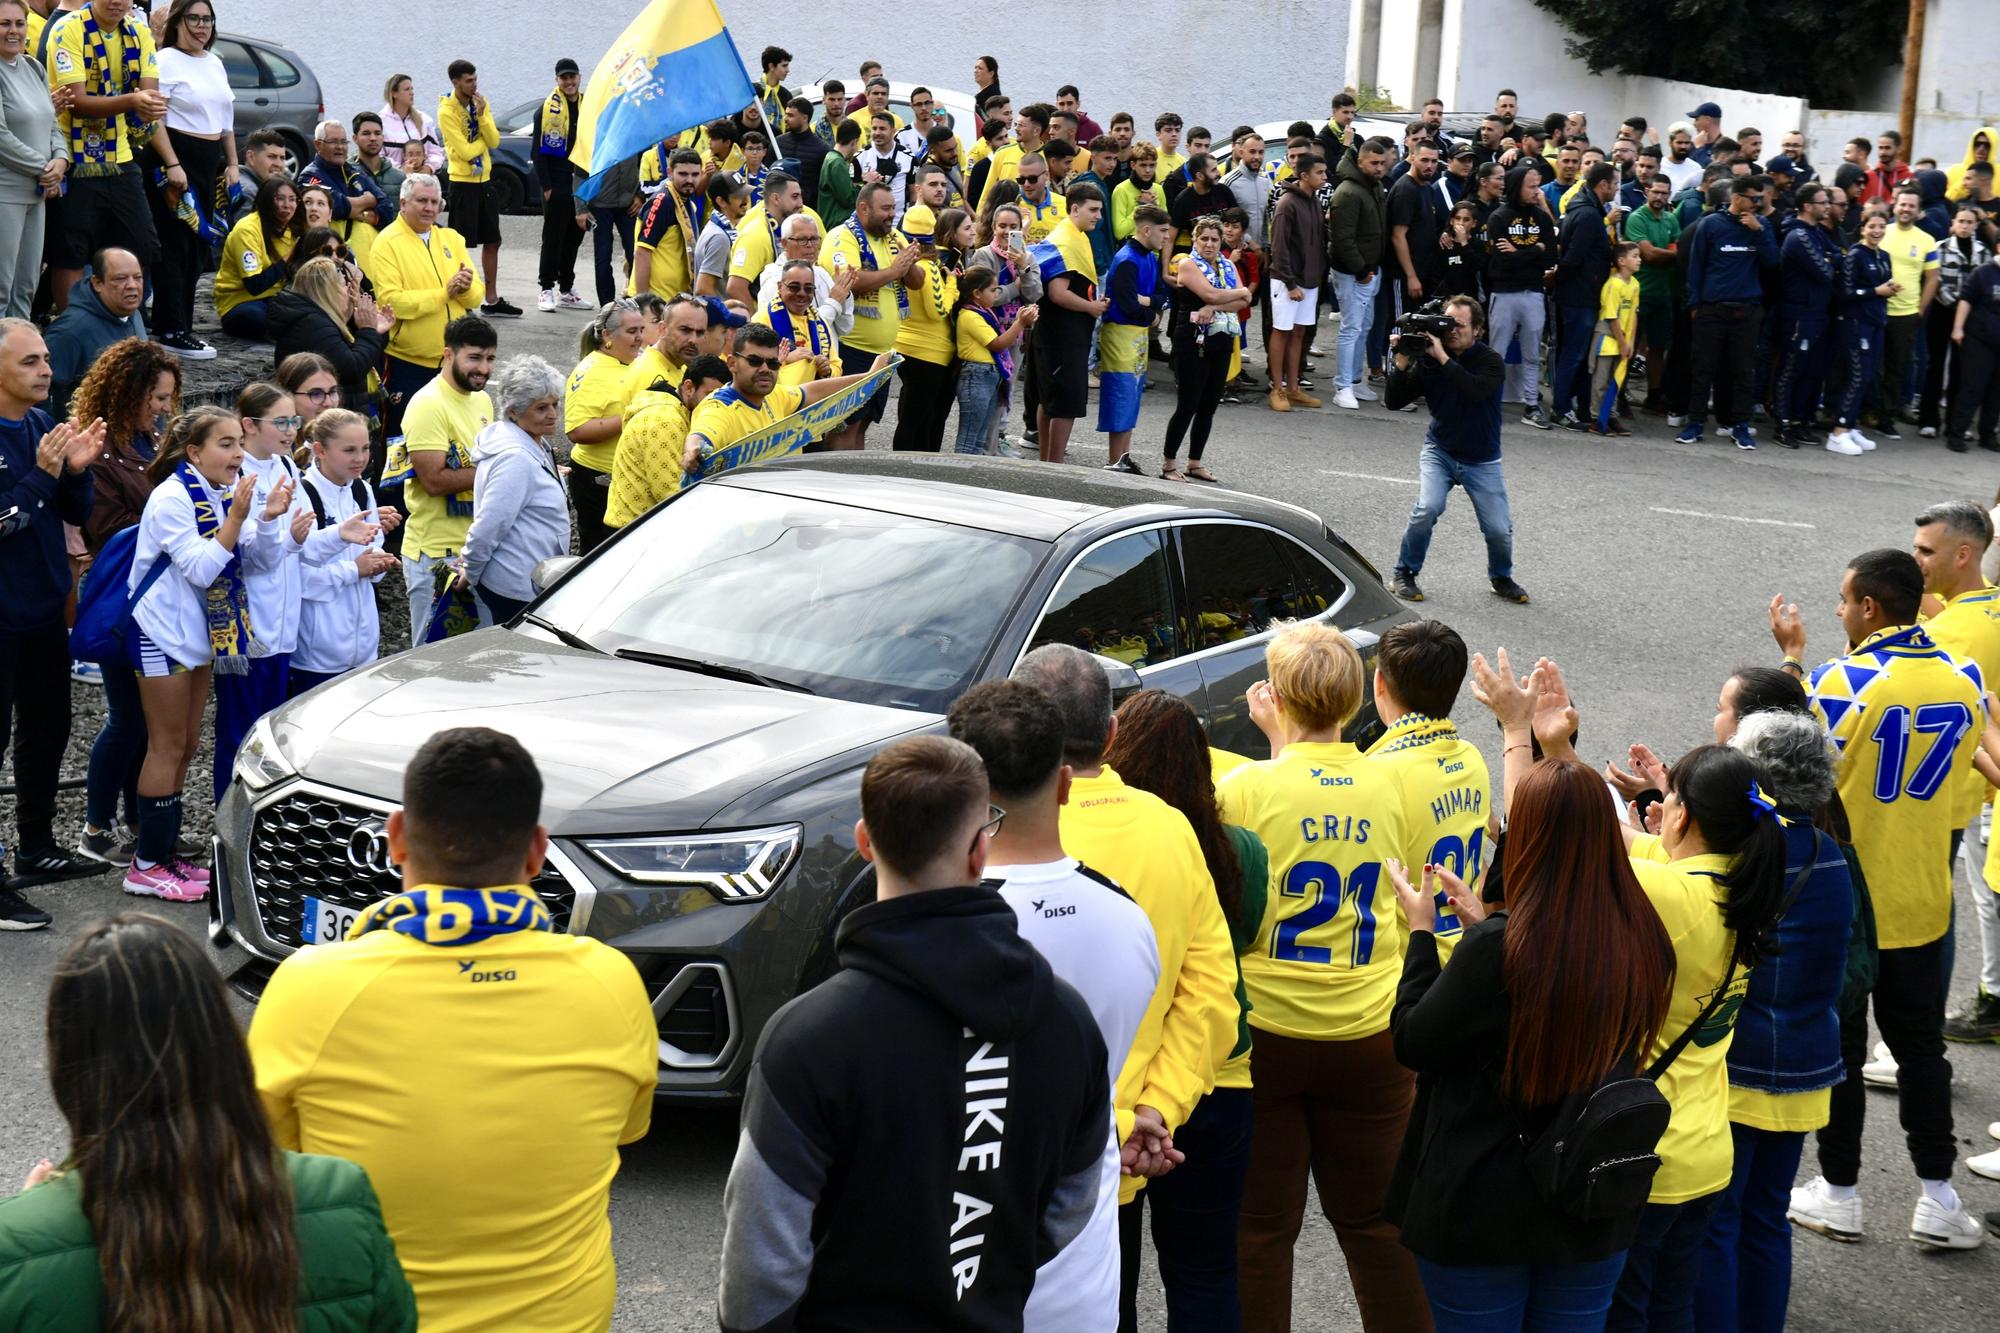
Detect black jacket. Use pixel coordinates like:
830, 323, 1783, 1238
717, 885, 1109, 1333
1385, 338, 1505, 464
1482, 163, 1556, 294
1385, 916, 1645, 1265
1555, 196, 1611, 309
267, 291, 389, 414
1327, 146, 1389, 276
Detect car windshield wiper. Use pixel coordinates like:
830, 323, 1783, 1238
612, 648, 814, 694
521, 614, 603, 655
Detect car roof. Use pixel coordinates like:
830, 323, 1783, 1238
716, 452, 1326, 543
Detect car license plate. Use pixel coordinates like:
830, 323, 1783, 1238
301, 896, 362, 945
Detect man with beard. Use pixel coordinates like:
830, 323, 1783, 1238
630, 148, 705, 300
401, 314, 496, 632
820, 182, 919, 450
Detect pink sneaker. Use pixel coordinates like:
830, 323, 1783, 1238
122, 862, 208, 903
169, 857, 212, 884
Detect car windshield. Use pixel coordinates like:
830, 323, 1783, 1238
533, 482, 1043, 712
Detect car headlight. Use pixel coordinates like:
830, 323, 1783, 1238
233, 716, 296, 791
581, 825, 802, 902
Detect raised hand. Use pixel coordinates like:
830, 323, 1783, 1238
1384, 858, 1437, 932
337, 511, 383, 546
1768, 593, 1807, 662
1531, 657, 1579, 759
289, 508, 313, 543
1469, 647, 1537, 730
261, 475, 294, 520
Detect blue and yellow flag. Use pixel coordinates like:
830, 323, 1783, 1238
570, 0, 756, 202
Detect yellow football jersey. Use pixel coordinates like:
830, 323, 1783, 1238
1808, 624, 1985, 949
1217, 741, 1410, 1041
1365, 715, 1492, 957
1921, 586, 2000, 826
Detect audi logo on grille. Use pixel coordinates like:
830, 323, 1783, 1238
344, 822, 396, 876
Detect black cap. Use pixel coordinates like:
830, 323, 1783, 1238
1450, 145, 1477, 161
1765, 154, 1798, 177
555, 58, 580, 76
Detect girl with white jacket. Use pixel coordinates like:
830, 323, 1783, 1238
293, 409, 401, 696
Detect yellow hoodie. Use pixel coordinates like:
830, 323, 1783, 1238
363, 216, 486, 368
1060, 766, 1238, 1205
1946, 126, 1999, 198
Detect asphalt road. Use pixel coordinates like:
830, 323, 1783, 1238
4, 216, 1999, 1330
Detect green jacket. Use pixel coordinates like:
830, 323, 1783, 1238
0, 1152, 416, 1332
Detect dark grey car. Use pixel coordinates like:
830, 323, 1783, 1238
210, 455, 1415, 1100
214, 32, 322, 174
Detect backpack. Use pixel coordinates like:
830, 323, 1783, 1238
69, 525, 167, 666
301, 474, 371, 529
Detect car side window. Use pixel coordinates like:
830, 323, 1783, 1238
256, 47, 300, 89
214, 39, 260, 90
1178, 522, 1322, 648
1030, 529, 1180, 667
1283, 534, 1350, 621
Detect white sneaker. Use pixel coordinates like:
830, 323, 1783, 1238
1666, 413, 1687, 428
1851, 429, 1878, 451
1919, 425, 1938, 438
1332, 387, 1360, 410
1861, 1040, 1899, 1088
557, 290, 591, 310
1969, 1147, 2000, 1181
1351, 383, 1379, 402
1980, 805, 1990, 846
1989, 1120, 2000, 1141
1789, 1176, 1865, 1242
68, 660, 103, 684
1910, 1193, 1985, 1250
1825, 431, 1864, 456
536, 288, 557, 313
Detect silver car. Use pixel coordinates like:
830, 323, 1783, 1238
210, 455, 1415, 1100
214, 31, 323, 173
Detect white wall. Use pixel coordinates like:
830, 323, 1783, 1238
1808, 109, 1997, 180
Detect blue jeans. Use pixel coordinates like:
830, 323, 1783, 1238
1333, 269, 1380, 391
85, 660, 145, 831
219, 299, 269, 340
1395, 444, 1514, 580
1551, 305, 1599, 417
1607, 1192, 1720, 1333
1414, 1252, 1628, 1332
591, 205, 636, 306
1118, 1087, 1254, 1331
954, 361, 1002, 454
1693, 1124, 1803, 1333
212, 653, 290, 805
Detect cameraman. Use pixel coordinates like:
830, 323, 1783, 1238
1384, 295, 1531, 604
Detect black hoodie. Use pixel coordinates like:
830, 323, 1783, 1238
1483, 162, 1557, 294
718, 885, 1109, 1333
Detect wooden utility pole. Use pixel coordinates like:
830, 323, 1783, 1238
1898, 0, 1927, 162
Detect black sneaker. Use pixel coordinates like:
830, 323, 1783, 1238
77, 827, 136, 868
0, 886, 51, 931
12, 847, 102, 887
1102, 455, 1145, 476
1558, 411, 1588, 432
481, 297, 524, 319
1875, 417, 1902, 440
1773, 426, 1802, 450
1390, 570, 1424, 602
1943, 990, 2000, 1043
1522, 407, 1553, 430
1490, 577, 1531, 604
174, 835, 206, 861
159, 331, 217, 360
1949, 433, 1970, 454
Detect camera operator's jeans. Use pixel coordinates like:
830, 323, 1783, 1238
1333, 270, 1379, 391
1395, 444, 1515, 581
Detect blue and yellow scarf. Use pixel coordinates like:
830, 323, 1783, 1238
176, 462, 253, 674
846, 212, 908, 317
350, 885, 552, 946
537, 88, 573, 158
70, 10, 144, 173
766, 297, 831, 359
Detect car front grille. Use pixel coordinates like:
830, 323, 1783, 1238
249, 788, 575, 949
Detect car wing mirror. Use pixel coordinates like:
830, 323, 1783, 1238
530, 555, 581, 594
1091, 652, 1143, 704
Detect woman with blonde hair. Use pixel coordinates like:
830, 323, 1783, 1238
269, 256, 393, 415
379, 73, 444, 174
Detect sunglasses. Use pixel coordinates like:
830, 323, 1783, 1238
780, 282, 814, 294
1019, 173, 1045, 183
251, 415, 303, 430
971, 803, 1006, 853
738, 352, 781, 370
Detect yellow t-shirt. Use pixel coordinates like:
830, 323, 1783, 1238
728, 203, 826, 290
1729, 1085, 1832, 1133
1921, 585, 2000, 826
630, 189, 697, 300
400, 377, 491, 558
979, 141, 1029, 207
605, 390, 689, 529
1059, 767, 1237, 1205
955, 307, 1000, 363
247, 899, 656, 1333
893, 259, 957, 365
1018, 192, 1067, 245
1808, 625, 1985, 948
1364, 718, 1492, 959
1156, 149, 1188, 178
621, 346, 686, 415
24, 7, 41, 54
688, 382, 806, 458
1217, 741, 1411, 1042
1881, 222, 1939, 318
845, 106, 904, 132
752, 302, 837, 387
562, 351, 630, 474
1598, 272, 1640, 357
212, 217, 294, 316
1628, 839, 1746, 1205
821, 223, 903, 353
48, 10, 158, 168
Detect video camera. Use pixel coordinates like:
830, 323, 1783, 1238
1392, 299, 1458, 356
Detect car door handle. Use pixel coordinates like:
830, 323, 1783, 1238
253, 96, 269, 106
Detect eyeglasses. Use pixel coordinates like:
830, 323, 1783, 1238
738, 352, 781, 370
251, 415, 303, 430
971, 803, 1006, 853
299, 387, 337, 403
183, 13, 215, 24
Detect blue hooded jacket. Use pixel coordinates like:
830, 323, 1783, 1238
0, 407, 94, 635
1727, 821, 1853, 1096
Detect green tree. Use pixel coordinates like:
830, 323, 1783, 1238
1529, 0, 1907, 105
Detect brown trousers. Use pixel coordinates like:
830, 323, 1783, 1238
1237, 1028, 1431, 1333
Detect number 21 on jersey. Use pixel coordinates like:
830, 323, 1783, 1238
1273, 860, 1383, 965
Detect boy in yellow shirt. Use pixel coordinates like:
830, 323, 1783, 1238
1589, 242, 1642, 436
438, 59, 515, 317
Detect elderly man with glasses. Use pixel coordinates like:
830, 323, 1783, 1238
751, 212, 856, 340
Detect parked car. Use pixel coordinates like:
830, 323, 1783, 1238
492, 97, 547, 215
210, 454, 1414, 1100
798, 81, 980, 145
214, 31, 322, 175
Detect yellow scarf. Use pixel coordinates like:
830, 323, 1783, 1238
538, 87, 572, 158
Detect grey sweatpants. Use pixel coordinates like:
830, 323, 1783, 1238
0, 198, 44, 319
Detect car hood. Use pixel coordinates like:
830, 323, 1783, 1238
269, 629, 929, 831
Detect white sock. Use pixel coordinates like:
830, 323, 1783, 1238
1824, 1181, 1859, 1201
1921, 1178, 1960, 1210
